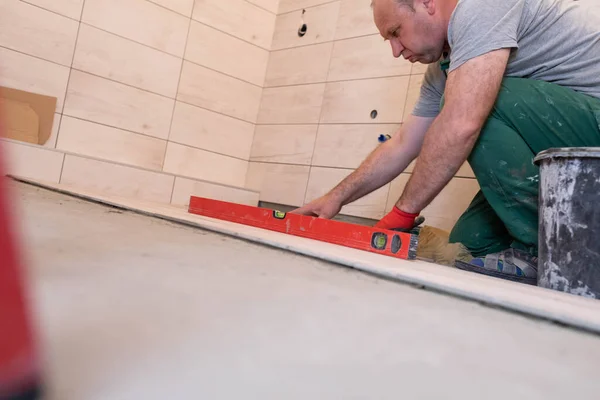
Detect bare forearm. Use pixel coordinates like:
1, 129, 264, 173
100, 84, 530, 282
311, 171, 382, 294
328, 140, 412, 205
395, 49, 510, 215
396, 114, 478, 213
327, 116, 433, 206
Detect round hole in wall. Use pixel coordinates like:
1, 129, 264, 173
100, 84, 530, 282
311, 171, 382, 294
298, 23, 307, 37
370, 110, 378, 119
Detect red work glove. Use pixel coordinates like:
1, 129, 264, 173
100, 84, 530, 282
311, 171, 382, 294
375, 206, 419, 231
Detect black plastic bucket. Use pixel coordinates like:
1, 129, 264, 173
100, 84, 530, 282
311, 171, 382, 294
534, 148, 600, 299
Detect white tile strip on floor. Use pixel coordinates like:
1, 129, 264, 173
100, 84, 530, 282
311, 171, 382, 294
13, 177, 600, 335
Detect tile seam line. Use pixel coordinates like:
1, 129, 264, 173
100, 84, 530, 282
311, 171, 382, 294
23, 0, 198, 20
57, 0, 86, 182
58, 115, 252, 162
58, 68, 255, 123
271, 32, 381, 52
69, 32, 264, 92
255, 122, 405, 126
264, 72, 414, 89
164, 7, 194, 172
302, 29, 337, 206
247, 160, 476, 179
77, 22, 185, 58
168, 0, 275, 19
19, 0, 82, 22
11, 136, 473, 185
2, 139, 260, 193
0, 39, 417, 93
168, 174, 177, 204
190, 19, 272, 52
244, 0, 278, 15
181, 60, 264, 89
0, 28, 179, 69
255, 122, 404, 126
64, 69, 259, 125
143, 0, 196, 19
277, 0, 340, 16
0, 43, 72, 69
17, 0, 275, 49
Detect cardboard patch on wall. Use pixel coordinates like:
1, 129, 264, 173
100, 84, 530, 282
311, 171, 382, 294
0, 86, 57, 145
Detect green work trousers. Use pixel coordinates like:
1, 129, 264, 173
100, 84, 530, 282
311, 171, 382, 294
447, 78, 600, 257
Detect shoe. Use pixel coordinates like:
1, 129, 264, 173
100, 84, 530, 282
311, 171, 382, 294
455, 248, 538, 285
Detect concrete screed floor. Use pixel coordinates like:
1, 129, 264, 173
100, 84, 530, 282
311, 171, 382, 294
12, 181, 600, 399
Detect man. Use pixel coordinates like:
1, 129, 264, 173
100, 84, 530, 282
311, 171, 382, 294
294, 0, 600, 284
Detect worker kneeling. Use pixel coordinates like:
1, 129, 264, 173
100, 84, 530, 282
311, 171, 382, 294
293, 0, 600, 285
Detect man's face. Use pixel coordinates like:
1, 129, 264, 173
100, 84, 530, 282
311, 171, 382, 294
373, 0, 446, 64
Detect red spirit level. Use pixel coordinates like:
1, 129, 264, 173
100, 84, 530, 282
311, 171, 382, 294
188, 196, 418, 260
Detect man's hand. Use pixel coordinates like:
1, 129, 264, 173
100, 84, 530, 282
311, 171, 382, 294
374, 206, 419, 230
292, 194, 342, 219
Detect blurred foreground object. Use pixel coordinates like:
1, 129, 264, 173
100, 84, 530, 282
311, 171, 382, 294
0, 142, 42, 398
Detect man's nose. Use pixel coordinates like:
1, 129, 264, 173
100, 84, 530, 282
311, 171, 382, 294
390, 39, 404, 58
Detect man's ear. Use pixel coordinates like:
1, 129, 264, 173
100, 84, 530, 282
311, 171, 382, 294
422, 0, 436, 15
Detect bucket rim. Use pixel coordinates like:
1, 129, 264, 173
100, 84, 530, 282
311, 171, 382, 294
534, 147, 600, 164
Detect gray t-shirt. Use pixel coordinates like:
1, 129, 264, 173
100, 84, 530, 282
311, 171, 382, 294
412, 0, 600, 118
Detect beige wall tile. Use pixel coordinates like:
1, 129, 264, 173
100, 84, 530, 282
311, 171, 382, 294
400, 74, 474, 179
170, 102, 254, 160
45, 114, 62, 148
257, 84, 325, 124
411, 62, 429, 74
73, 25, 182, 98
0, 0, 79, 66
264, 43, 333, 87
404, 74, 424, 117
335, 0, 377, 40
278, 0, 332, 14
22, 0, 84, 20
163, 143, 248, 187
305, 167, 389, 219
148, 0, 194, 16
250, 125, 317, 164
320, 76, 410, 124
245, 162, 310, 206
56, 116, 167, 170
279, 0, 334, 13
82, 0, 189, 57
1, 139, 64, 183
271, 2, 340, 50
178, 61, 262, 123
60, 154, 174, 203
185, 22, 268, 87
64, 71, 174, 139
171, 177, 259, 208
328, 35, 411, 81
386, 174, 480, 232
0, 47, 70, 113
246, 0, 279, 14
192, 0, 275, 50
312, 124, 401, 169
457, 163, 475, 178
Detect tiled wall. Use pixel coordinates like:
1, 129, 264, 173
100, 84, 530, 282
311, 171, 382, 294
2, 0, 479, 230
0, 0, 277, 190
247, 0, 480, 231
